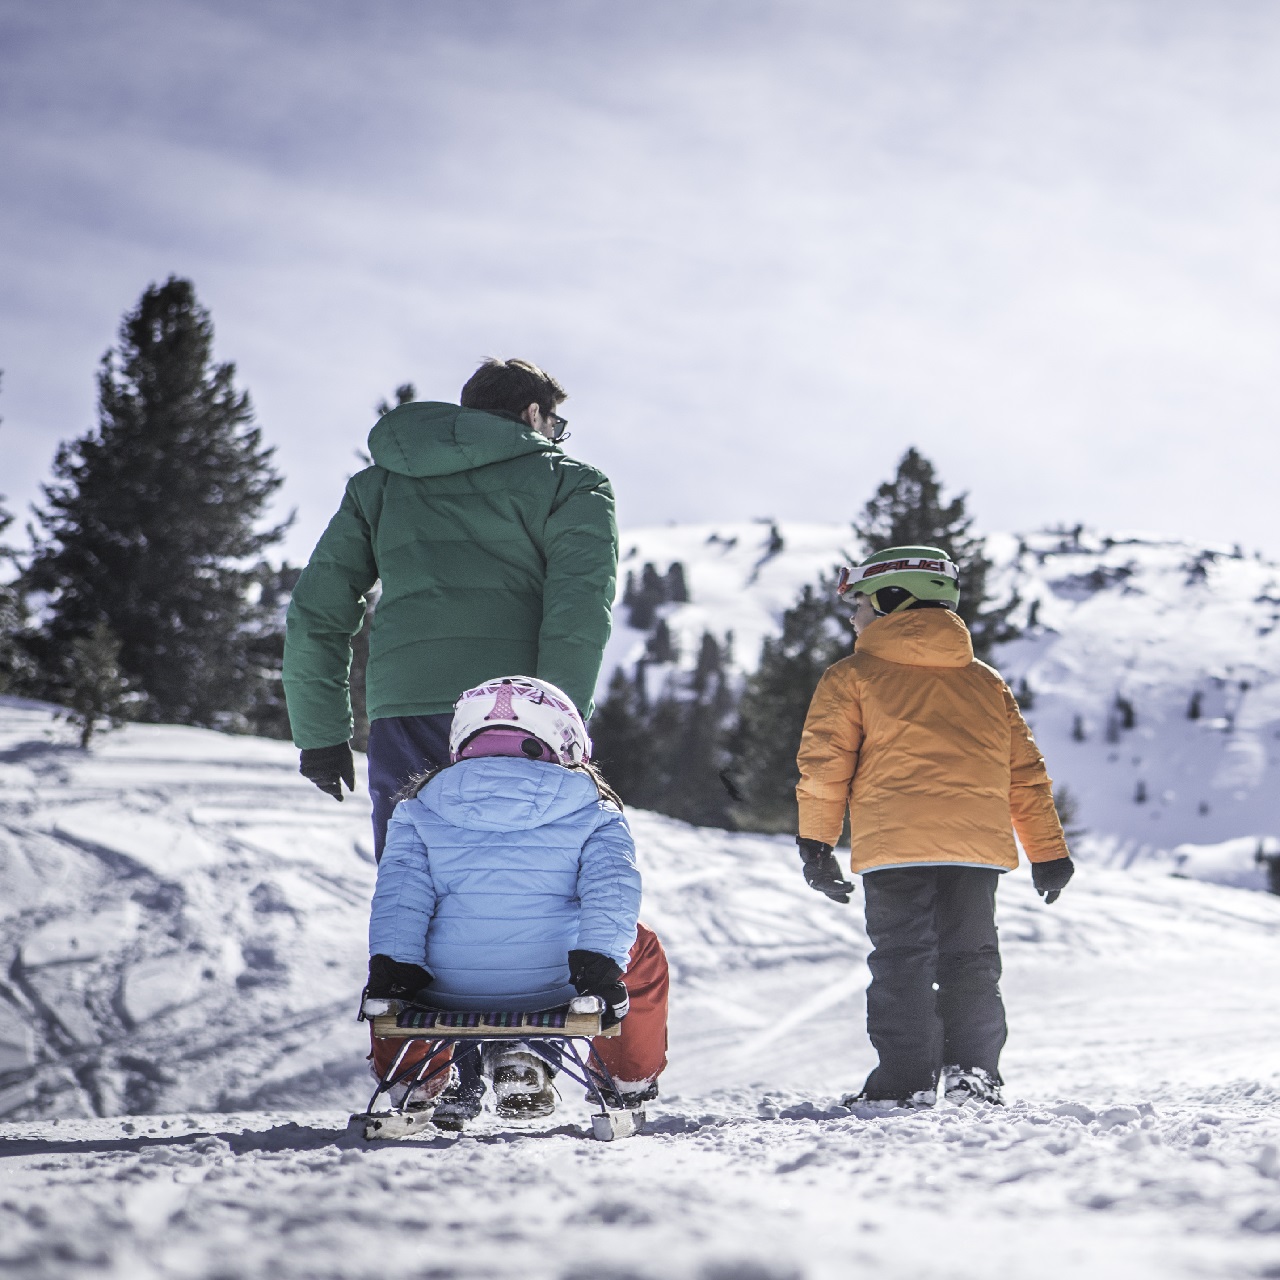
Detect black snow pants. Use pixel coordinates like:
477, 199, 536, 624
859, 866, 1007, 1100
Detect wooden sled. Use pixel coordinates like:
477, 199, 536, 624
352, 994, 644, 1143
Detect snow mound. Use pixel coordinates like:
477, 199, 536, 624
0, 698, 377, 1120
1170, 836, 1280, 891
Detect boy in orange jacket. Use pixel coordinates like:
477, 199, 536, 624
795, 546, 1074, 1108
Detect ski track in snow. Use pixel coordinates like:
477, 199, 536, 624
5, 699, 1280, 1277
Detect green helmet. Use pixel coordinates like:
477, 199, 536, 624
836, 545, 960, 613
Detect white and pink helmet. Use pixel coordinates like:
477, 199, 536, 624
449, 676, 592, 766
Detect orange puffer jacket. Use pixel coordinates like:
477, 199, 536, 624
796, 607, 1068, 873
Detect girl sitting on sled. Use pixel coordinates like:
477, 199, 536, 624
363, 675, 669, 1128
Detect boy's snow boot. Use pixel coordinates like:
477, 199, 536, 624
841, 1089, 937, 1111
488, 1049, 556, 1119
943, 1066, 1004, 1106
590, 1078, 658, 1110
431, 1063, 487, 1131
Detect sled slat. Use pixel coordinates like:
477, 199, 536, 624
370, 1011, 619, 1039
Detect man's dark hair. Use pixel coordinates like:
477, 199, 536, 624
460, 358, 566, 417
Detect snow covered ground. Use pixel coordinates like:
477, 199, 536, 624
6, 698, 1280, 1277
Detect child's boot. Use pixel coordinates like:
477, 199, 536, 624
590, 1078, 658, 1110
943, 1065, 1004, 1106
841, 1088, 937, 1111
487, 1048, 556, 1119
431, 1060, 487, 1131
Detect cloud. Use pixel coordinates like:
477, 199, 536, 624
1, 0, 1278, 562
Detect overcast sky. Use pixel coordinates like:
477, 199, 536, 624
2, 0, 1278, 565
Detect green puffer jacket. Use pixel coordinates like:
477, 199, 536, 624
283, 402, 618, 749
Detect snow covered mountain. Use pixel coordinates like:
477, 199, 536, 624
601, 521, 1280, 862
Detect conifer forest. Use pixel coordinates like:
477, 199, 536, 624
0, 278, 1018, 833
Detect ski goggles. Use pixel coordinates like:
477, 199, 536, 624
836, 557, 960, 596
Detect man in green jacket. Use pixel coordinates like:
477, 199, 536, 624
283, 358, 618, 859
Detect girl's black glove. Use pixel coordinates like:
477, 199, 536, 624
1032, 856, 1075, 904
299, 742, 355, 801
797, 838, 855, 904
366, 953, 434, 1001
568, 949, 630, 1029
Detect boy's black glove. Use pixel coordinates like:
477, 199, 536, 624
568, 949, 630, 1029
797, 837, 854, 904
1032, 856, 1075, 904
366, 953, 434, 1001
299, 742, 355, 801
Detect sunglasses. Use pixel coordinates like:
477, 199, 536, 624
545, 412, 570, 443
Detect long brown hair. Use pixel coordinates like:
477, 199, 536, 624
398, 758, 624, 811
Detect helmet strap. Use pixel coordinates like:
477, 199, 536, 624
869, 587, 917, 616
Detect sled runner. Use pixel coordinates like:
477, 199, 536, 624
353, 994, 644, 1143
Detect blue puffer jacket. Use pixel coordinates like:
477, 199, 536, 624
368, 757, 640, 1011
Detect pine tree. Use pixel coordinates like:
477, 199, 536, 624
1114, 695, 1136, 730
64, 621, 131, 748
23, 278, 288, 728
626, 563, 666, 630
0, 485, 19, 693
241, 561, 302, 740
653, 632, 735, 828
1054, 784, 1085, 841
591, 634, 736, 827
591, 666, 658, 803
0, 373, 19, 691
375, 382, 416, 418
726, 583, 852, 832
646, 618, 677, 664
854, 447, 1018, 660
0, 372, 38, 696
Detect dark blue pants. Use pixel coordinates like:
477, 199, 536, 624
860, 867, 1007, 1100
366, 713, 453, 862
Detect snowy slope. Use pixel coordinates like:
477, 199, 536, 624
603, 521, 1280, 861
996, 529, 1280, 864
7, 699, 1280, 1277
0, 698, 377, 1121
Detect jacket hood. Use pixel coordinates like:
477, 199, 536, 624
368, 401, 557, 478
418, 757, 601, 831
855, 607, 974, 668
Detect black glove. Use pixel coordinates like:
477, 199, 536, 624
366, 953, 434, 1002
797, 837, 854, 904
568, 949, 629, 1029
1032, 856, 1075, 905
299, 742, 355, 802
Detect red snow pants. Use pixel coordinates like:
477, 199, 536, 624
369, 923, 670, 1091
591, 922, 669, 1086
